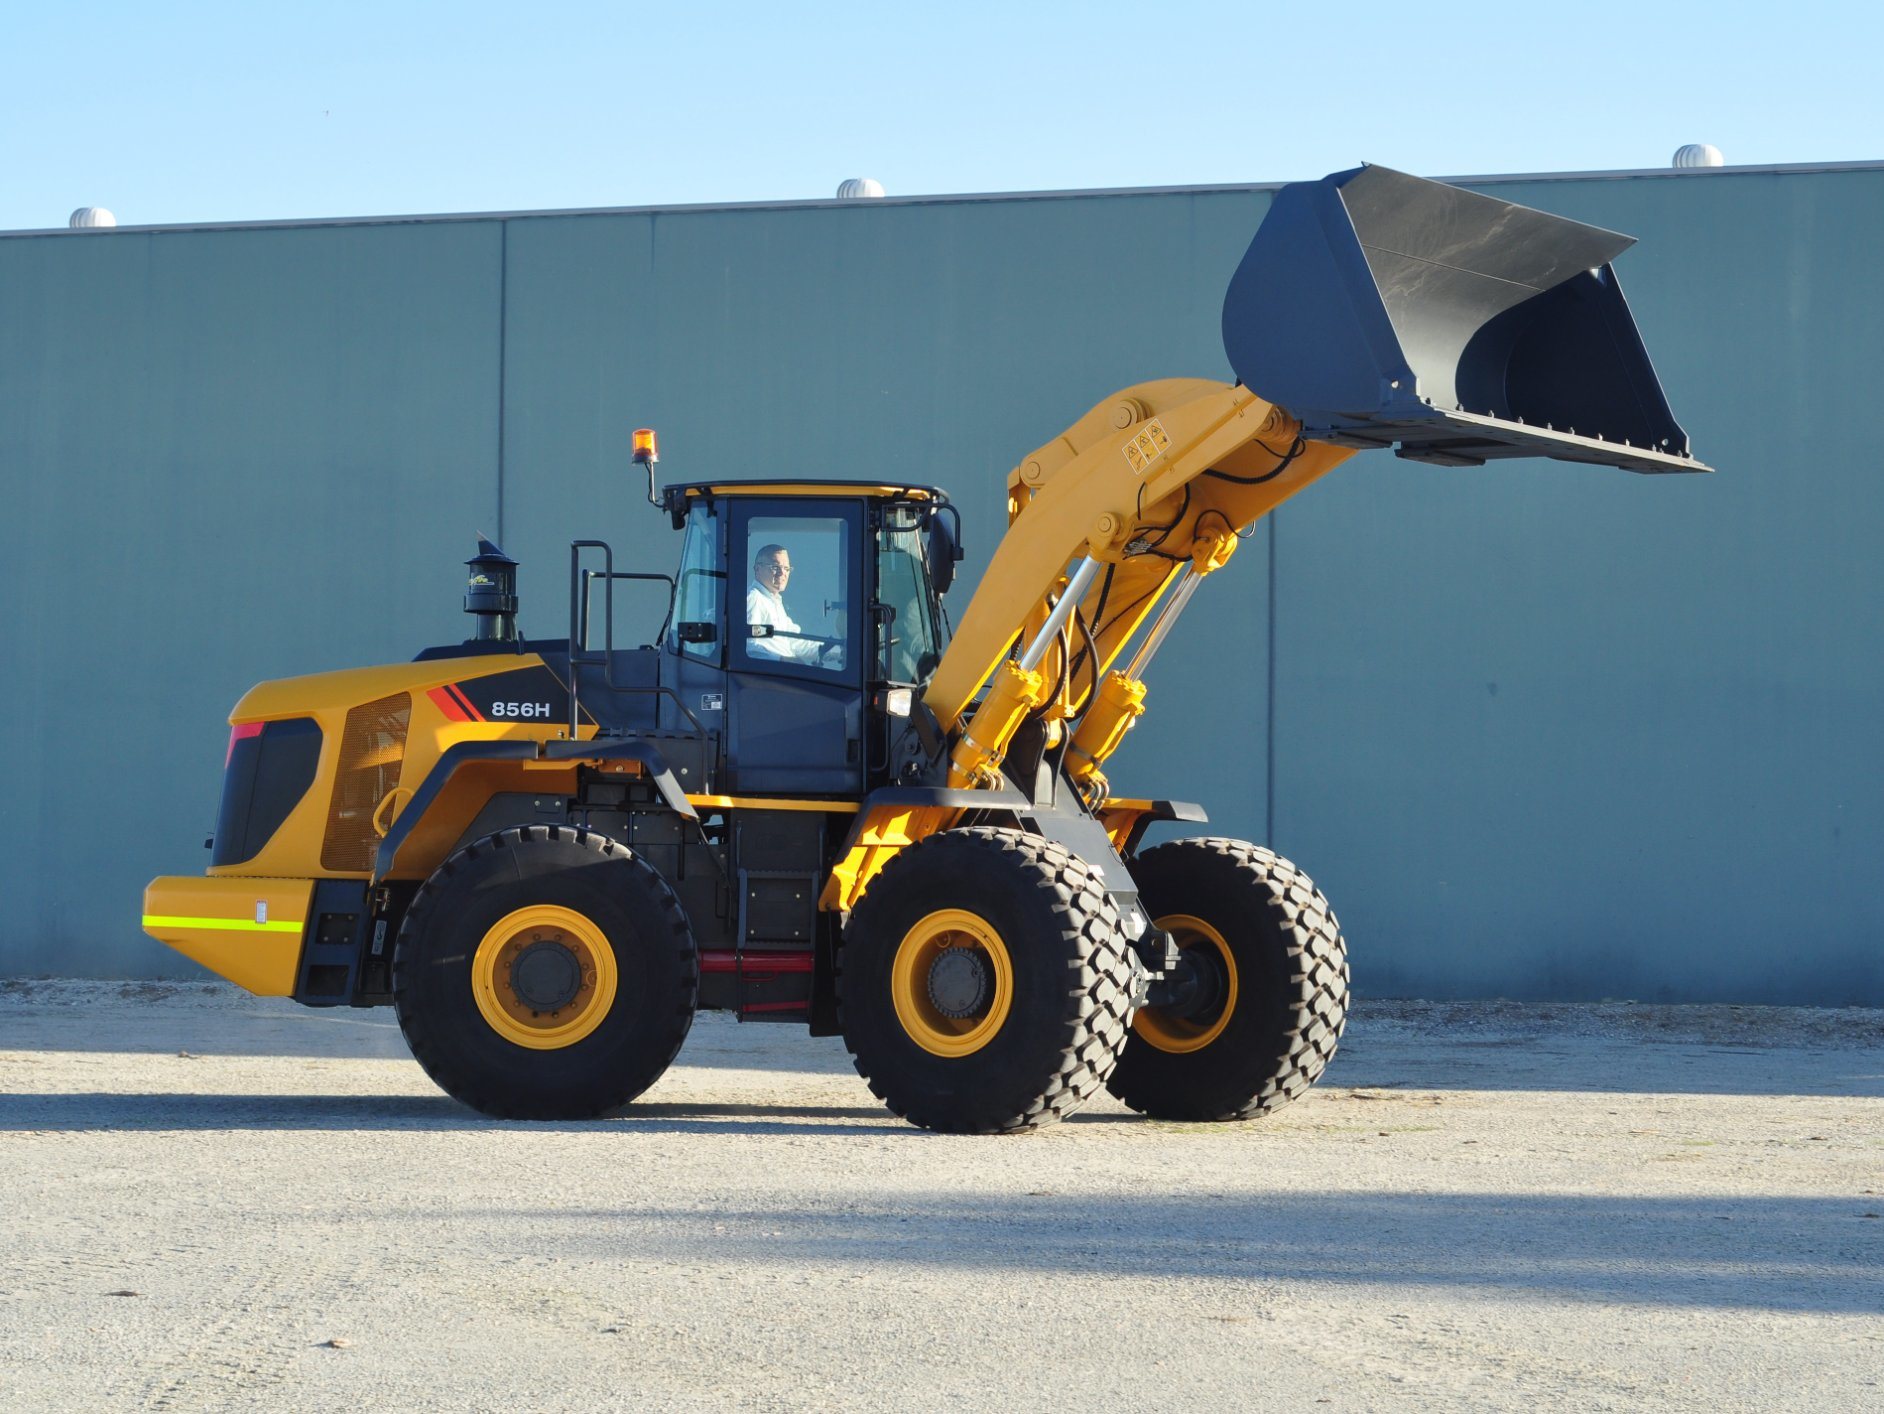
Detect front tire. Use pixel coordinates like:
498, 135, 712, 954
838, 828, 1134, 1134
1106, 838, 1347, 1121
393, 825, 698, 1119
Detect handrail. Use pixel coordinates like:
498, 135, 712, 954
578, 568, 676, 651
566, 540, 708, 737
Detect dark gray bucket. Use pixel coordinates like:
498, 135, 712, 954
1222, 166, 1708, 473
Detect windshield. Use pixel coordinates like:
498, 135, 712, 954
876, 509, 945, 684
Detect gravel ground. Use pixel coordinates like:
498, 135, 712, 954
1, 981, 1880, 1413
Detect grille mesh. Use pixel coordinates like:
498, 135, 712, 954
321, 692, 411, 872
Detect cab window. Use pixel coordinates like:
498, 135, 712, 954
669, 503, 724, 662
735, 507, 856, 679
876, 507, 945, 683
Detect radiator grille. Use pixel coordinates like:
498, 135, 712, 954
321, 692, 411, 872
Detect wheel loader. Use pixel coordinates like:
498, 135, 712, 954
142, 167, 1708, 1133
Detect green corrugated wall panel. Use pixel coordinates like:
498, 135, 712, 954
1267, 168, 1884, 1004
496, 192, 1270, 591
1, 169, 1878, 1002
0, 221, 504, 976
496, 194, 1276, 834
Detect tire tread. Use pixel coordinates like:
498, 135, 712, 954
392, 825, 697, 1119
838, 827, 1134, 1134
1108, 836, 1348, 1122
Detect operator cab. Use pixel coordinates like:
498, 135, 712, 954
655, 481, 959, 794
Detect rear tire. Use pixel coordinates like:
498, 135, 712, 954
393, 825, 697, 1119
1106, 838, 1347, 1121
838, 828, 1134, 1134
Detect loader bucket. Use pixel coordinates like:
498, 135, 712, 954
1222, 166, 1708, 473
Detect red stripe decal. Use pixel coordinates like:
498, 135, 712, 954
226, 721, 264, 765
427, 686, 469, 722
699, 951, 815, 975
446, 684, 484, 721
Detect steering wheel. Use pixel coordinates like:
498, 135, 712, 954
753, 627, 845, 667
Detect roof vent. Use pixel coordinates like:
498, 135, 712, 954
836, 178, 885, 200
1672, 144, 1724, 169
69, 207, 117, 228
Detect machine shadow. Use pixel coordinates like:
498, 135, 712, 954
0, 1091, 896, 1136
517, 1189, 1884, 1316
621, 1101, 889, 1127
1319, 1032, 1884, 1099
7, 991, 1878, 1099
0, 1091, 551, 1132
673, 1007, 1884, 1097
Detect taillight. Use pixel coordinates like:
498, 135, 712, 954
226, 720, 264, 766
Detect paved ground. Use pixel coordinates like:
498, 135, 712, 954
1, 982, 1880, 1412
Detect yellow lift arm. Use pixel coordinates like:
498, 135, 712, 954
928, 377, 1354, 799
823, 164, 1708, 910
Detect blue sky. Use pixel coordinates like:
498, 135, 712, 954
3, 1, 1875, 229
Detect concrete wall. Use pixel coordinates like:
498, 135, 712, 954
2, 166, 1878, 1002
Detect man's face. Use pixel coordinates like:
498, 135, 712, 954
758, 553, 792, 590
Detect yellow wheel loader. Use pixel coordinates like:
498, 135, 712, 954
143, 167, 1708, 1132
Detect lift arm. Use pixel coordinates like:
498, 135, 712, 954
926, 379, 1353, 789
923, 165, 1709, 799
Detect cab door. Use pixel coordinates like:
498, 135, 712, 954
723, 499, 864, 795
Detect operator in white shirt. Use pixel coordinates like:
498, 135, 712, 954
746, 543, 841, 667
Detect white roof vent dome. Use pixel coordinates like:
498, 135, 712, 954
836, 178, 885, 200
69, 207, 117, 228
1672, 144, 1724, 169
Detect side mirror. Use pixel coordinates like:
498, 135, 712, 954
926, 510, 963, 597
677, 622, 718, 644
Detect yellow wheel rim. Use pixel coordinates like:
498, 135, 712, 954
1134, 913, 1238, 1054
471, 904, 618, 1050
890, 908, 1013, 1058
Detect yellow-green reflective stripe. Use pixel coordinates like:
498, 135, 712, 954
141, 915, 304, 934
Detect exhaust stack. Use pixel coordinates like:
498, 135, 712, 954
465, 538, 518, 642
1223, 166, 1709, 473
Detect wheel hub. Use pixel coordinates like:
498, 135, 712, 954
925, 945, 991, 1020
1132, 913, 1240, 1055
1159, 947, 1226, 1023
890, 908, 1014, 1059
471, 904, 617, 1051
510, 937, 583, 1012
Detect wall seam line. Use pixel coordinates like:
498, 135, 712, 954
496, 220, 509, 543
1266, 511, 1277, 845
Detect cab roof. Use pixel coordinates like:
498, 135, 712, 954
663, 479, 947, 506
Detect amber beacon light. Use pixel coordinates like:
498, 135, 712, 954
632, 427, 661, 505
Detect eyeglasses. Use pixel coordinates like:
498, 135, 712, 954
760, 561, 792, 576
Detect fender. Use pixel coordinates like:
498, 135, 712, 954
372, 738, 696, 884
